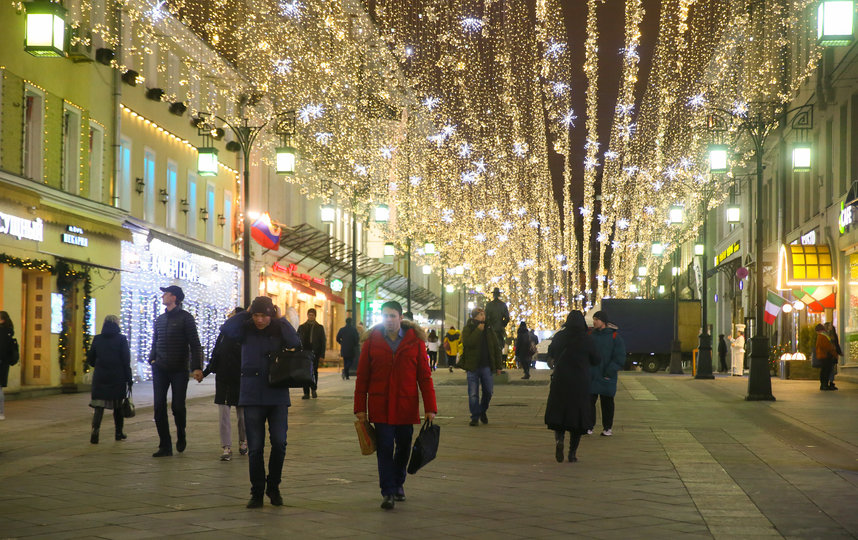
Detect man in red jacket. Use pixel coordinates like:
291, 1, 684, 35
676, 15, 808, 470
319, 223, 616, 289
354, 301, 437, 510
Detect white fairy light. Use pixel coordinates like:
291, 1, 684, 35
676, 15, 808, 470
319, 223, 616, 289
279, 0, 305, 18
314, 132, 333, 145
460, 17, 484, 33
273, 58, 292, 75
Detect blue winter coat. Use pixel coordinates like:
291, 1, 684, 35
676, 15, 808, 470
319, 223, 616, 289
87, 320, 133, 401
589, 326, 626, 397
219, 312, 301, 407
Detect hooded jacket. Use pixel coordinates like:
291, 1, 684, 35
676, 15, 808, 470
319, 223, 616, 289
589, 323, 626, 397
443, 328, 462, 357
354, 319, 437, 425
87, 320, 133, 401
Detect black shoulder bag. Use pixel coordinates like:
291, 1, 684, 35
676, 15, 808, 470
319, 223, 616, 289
268, 343, 315, 388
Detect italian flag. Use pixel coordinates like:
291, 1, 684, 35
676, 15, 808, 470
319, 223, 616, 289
764, 291, 787, 325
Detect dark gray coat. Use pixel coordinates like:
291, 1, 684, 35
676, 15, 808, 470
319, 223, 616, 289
148, 307, 203, 372
204, 330, 242, 406
545, 313, 600, 432
0, 326, 15, 388
87, 320, 133, 401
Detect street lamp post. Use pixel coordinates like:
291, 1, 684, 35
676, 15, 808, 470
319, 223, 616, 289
695, 204, 715, 379
706, 103, 813, 401
668, 205, 684, 374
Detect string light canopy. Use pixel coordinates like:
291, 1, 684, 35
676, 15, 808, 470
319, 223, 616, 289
24, 0, 67, 58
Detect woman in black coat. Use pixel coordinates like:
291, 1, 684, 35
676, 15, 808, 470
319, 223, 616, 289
515, 321, 534, 380
717, 335, 728, 373
203, 308, 246, 461
0, 311, 18, 420
544, 311, 600, 463
87, 315, 132, 443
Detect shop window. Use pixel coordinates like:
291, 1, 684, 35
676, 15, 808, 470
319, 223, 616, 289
206, 183, 215, 244
846, 253, 858, 365
187, 174, 197, 237
23, 88, 44, 181
166, 160, 178, 229
118, 136, 132, 209
88, 122, 104, 202
144, 148, 156, 222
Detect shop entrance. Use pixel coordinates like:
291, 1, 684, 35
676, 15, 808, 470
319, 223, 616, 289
21, 270, 51, 386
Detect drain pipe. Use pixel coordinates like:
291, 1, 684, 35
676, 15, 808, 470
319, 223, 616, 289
111, 1, 123, 208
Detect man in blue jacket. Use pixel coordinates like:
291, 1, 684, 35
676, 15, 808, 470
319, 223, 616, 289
588, 310, 626, 437
220, 296, 301, 508
149, 285, 203, 457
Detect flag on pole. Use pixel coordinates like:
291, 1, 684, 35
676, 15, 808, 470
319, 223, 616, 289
764, 290, 787, 324
250, 212, 281, 250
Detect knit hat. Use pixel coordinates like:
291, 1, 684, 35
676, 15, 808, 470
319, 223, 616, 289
249, 296, 277, 317
592, 310, 609, 324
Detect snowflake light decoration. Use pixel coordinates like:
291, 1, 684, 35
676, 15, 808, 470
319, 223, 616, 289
552, 82, 569, 95
148, 0, 168, 22
472, 158, 487, 173
460, 171, 478, 184
353, 164, 368, 176
501, 221, 514, 231
460, 17, 484, 33
441, 209, 454, 223
487, 249, 496, 256
458, 143, 472, 158
545, 40, 567, 58
409, 175, 422, 186
584, 157, 600, 170
279, 0, 305, 18
529, 220, 540, 229
380, 146, 396, 159
644, 206, 655, 215
597, 214, 608, 224
604, 150, 618, 160
427, 133, 445, 147
512, 142, 527, 157
475, 210, 486, 219
515, 207, 527, 216
475, 233, 487, 242
422, 96, 440, 111
579, 206, 592, 217
497, 234, 509, 243
441, 124, 457, 138
611, 240, 621, 249
314, 132, 333, 145
561, 109, 578, 127
652, 180, 664, 191
732, 100, 749, 117
298, 103, 324, 124
687, 93, 707, 110
273, 58, 293, 76
620, 45, 639, 64
616, 103, 635, 116
616, 218, 630, 230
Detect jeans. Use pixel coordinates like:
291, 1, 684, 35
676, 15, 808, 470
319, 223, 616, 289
152, 364, 190, 450
590, 394, 615, 431
428, 351, 437, 370
244, 404, 289, 497
303, 356, 320, 395
375, 423, 413, 496
218, 405, 245, 448
467, 366, 494, 421
343, 356, 354, 380
820, 358, 836, 389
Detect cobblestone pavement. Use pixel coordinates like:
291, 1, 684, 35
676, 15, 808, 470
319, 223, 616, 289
2, 369, 858, 539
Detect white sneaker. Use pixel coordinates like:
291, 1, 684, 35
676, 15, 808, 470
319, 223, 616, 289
220, 447, 232, 461
601, 429, 612, 437
586, 429, 593, 435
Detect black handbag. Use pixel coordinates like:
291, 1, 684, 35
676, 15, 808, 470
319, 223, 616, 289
268, 347, 315, 388
121, 389, 136, 418
407, 419, 440, 474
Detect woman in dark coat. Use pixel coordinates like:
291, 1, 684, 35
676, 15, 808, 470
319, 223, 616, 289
544, 311, 600, 463
515, 321, 534, 379
0, 311, 18, 420
717, 335, 728, 373
87, 315, 132, 444
204, 307, 246, 461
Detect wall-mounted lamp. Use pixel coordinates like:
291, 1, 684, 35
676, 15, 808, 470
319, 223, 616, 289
200, 208, 209, 222
135, 177, 145, 194
217, 214, 226, 227
180, 199, 190, 214
159, 189, 169, 204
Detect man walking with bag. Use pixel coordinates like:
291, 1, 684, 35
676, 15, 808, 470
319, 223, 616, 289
298, 308, 326, 399
354, 301, 437, 510
148, 286, 203, 457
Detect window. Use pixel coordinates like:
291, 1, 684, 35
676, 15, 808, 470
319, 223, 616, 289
144, 42, 159, 88
88, 122, 104, 202
118, 136, 131, 209
166, 160, 178, 229
223, 190, 233, 248
23, 87, 44, 181
62, 105, 81, 194
143, 148, 156, 222
206, 183, 215, 244
187, 174, 197, 237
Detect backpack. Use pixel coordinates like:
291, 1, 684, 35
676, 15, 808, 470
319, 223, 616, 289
7, 336, 19, 366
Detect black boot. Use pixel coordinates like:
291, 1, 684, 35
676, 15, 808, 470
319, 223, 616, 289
91, 407, 104, 444
554, 430, 565, 463
114, 408, 126, 440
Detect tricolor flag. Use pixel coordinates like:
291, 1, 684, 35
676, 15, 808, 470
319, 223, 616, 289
250, 212, 281, 251
764, 291, 787, 324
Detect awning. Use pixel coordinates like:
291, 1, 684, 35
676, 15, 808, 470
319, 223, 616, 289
287, 279, 317, 296
776, 244, 837, 290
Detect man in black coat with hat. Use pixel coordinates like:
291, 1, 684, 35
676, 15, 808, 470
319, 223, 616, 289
485, 287, 511, 362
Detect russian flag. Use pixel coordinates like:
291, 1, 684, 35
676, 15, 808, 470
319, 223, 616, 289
251, 213, 281, 250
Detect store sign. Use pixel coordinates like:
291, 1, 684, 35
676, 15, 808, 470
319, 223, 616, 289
714, 241, 740, 267
840, 201, 855, 234
271, 262, 325, 285
151, 254, 200, 283
330, 279, 344, 292
801, 230, 817, 245
62, 225, 88, 247
0, 212, 43, 242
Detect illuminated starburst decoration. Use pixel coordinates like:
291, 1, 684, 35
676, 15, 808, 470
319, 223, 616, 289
489, 208, 501, 219
555, 254, 566, 262
545, 40, 567, 58
528, 220, 540, 229
475, 233, 487, 242
687, 93, 707, 110
693, 174, 707, 183
584, 157, 600, 170
441, 209, 454, 223
497, 234, 509, 243
380, 146, 396, 159
389, 182, 398, 192
561, 109, 578, 127
501, 221, 514, 231
663, 166, 679, 180
579, 206, 592, 217
427, 133, 446, 147
584, 138, 600, 151
597, 214, 608, 224
458, 143, 472, 158
732, 100, 749, 117
611, 240, 621, 249
460, 171, 478, 184
441, 124, 457, 138
616, 103, 635, 116
604, 150, 618, 160
273, 58, 292, 76
616, 218, 630, 230
679, 157, 693, 170
472, 158, 487, 173
461, 17, 484, 33
552, 82, 569, 95
623, 165, 639, 176
314, 132, 333, 145
620, 45, 640, 64
475, 210, 486, 219
353, 164, 368, 176
644, 206, 655, 215
298, 103, 324, 124
279, 0, 305, 18
404, 46, 414, 57
512, 142, 527, 157
652, 180, 664, 191
621, 123, 637, 139
148, 1, 168, 22
409, 175, 422, 186
515, 207, 527, 216
486, 249, 496, 257
422, 96, 440, 111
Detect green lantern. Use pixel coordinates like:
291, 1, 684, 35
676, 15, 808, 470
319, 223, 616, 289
708, 144, 728, 174
197, 147, 219, 176
792, 142, 812, 172
818, 0, 854, 46
275, 145, 297, 175
24, 0, 67, 58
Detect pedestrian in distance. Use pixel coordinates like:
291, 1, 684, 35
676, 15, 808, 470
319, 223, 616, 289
298, 308, 326, 399
220, 296, 301, 508
354, 300, 437, 511
717, 334, 728, 373
824, 322, 841, 390
203, 307, 247, 461
443, 325, 461, 372
515, 321, 534, 380
816, 324, 838, 391
460, 307, 502, 426
485, 288, 511, 361
426, 329, 439, 371
148, 285, 203, 457
588, 311, 626, 437
87, 315, 133, 444
545, 311, 601, 463
0, 311, 18, 421
336, 317, 361, 380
